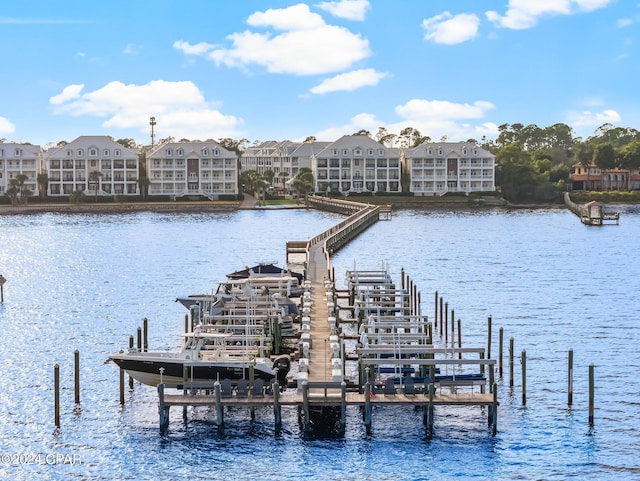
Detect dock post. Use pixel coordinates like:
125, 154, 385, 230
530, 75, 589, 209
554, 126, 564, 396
499, 328, 504, 378
589, 364, 595, 425
480, 352, 485, 394
364, 381, 372, 434
302, 381, 310, 431
54, 364, 60, 429
434, 291, 438, 329
119, 367, 125, 405
487, 316, 492, 360
340, 381, 347, 429
444, 302, 448, 342
427, 383, 435, 432
521, 350, 527, 405
451, 309, 455, 348
491, 383, 498, 435
274, 381, 281, 432
214, 381, 223, 427
457, 319, 462, 359
128, 336, 135, 389
136, 327, 142, 352
143, 317, 148, 352
184, 313, 189, 341
509, 338, 514, 388
489, 363, 494, 393
418, 291, 421, 316
74, 350, 80, 404
158, 383, 169, 434
568, 349, 573, 406
439, 297, 443, 333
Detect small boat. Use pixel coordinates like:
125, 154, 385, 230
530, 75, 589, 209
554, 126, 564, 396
109, 328, 291, 388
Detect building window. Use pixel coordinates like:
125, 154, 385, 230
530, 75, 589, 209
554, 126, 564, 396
89, 148, 98, 156
14, 148, 21, 156
77, 149, 83, 156
165, 149, 172, 156
114, 149, 121, 157
103, 149, 110, 157
202, 149, 208, 157
213, 149, 219, 157
66, 150, 72, 157
177, 148, 184, 157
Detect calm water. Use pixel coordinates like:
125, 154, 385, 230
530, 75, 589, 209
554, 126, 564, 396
0, 206, 639, 480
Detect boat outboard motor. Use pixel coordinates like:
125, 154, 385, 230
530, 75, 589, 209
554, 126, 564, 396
272, 355, 291, 386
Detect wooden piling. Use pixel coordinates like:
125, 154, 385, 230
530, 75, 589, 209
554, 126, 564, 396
74, 349, 80, 404
128, 336, 134, 389
492, 383, 498, 435
589, 364, 595, 425
136, 327, 142, 352
119, 367, 125, 405
54, 363, 60, 428
274, 381, 281, 431
568, 349, 573, 406
364, 382, 372, 433
509, 338, 514, 388
434, 291, 438, 328
457, 319, 462, 359
214, 381, 223, 426
143, 317, 148, 352
340, 381, 347, 428
444, 302, 448, 342
427, 383, 435, 431
158, 383, 169, 434
302, 381, 310, 431
499, 328, 504, 378
451, 309, 455, 347
439, 296, 443, 332
487, 316, 492, 360
521, 350, 527, 405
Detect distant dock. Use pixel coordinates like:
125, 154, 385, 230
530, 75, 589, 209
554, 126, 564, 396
564, 193, 620, 225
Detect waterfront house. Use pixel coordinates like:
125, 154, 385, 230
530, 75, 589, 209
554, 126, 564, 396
146, 140, 238, 199
312, 135, 401, 194
403, 142, 496, 196
45, 136, 139, 197
570, 164, 638, 191
0, 143, 43, 199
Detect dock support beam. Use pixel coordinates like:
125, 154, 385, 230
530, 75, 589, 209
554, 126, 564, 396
54, 363, 60, 429
74, 349, 80, 405
568, 349, 573, 406
364, 381, 372, 434
158, 383, 169, 434
340, 381, 347, 429
274, 381, 281, 433
425, 383, 435, 432
302, 382, 310, 431
521, 350, 527, 405
589, 364, 595, 425
214, 381, 223, 427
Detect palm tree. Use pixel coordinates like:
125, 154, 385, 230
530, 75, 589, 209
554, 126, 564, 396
291, 167, 314, 201
137, 176, 151, 200
88, 170, 103, 202
37, 173, 49, 199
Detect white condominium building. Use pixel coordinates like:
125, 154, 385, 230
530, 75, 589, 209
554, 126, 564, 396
404, 142, 495, 195
0, 143, 43, 197
146, 140, 238, 199
313, 135, 401, 194
46, 136, 139, 196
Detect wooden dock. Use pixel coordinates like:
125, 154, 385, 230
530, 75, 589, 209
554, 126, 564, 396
156, 196, 499, 435
564, 193, 620, 225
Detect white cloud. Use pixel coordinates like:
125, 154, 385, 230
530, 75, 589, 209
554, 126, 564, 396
617, 18, 633, 28
49, 80, 244, 140
313, 99, 499, 143
49, 84, 85, 105
173, 40, 217, 56
422, 12, 480, 45
566, 108, 621, 130
309, 68, 389, 94
486, 0, 614, 30
0, 116, 16, 135
123, 44, 142, 55
315, 0, 371, 21
177, 4, 371, 75
395, 99, 495, 120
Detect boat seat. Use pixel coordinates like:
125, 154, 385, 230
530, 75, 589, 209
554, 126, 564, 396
251, 378, 265, 397
221, 378, 233, 397
236, 378, 248, 397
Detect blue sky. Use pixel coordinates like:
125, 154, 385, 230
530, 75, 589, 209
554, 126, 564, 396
0, 0, 638, 147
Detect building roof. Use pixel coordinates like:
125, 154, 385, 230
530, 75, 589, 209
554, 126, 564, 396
316, 134, 400, 158
146, 140, 236, 159
404, 141, 492, 158
45, 135, 138, 159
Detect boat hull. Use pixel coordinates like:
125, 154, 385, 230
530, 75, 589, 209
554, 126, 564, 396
110, 354, 278, 388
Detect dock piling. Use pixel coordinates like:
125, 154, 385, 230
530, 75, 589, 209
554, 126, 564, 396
487, 316, 492, 360
589, 364, 595, 425
521, 350, 527, 405
128, 336, 134, 390
568, 349, 573, 406
54, 363, 60, 428
143, 317, 148, 352
119, 368, 125, 405
158, 383, 169, 434
274, 381, 281, 432
509, 338, 514, 388
74, 349, 80, 404
214, 381, 223, 427
499, 328, 504, 378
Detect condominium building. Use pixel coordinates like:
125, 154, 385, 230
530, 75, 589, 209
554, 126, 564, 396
46, 136, 139, 196
0, 143, 43, 197
404, 142, 495, 195
146, 140, 238, 199
313, 135, 401, 194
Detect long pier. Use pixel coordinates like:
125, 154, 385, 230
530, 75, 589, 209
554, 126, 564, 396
157, 196, 499, 434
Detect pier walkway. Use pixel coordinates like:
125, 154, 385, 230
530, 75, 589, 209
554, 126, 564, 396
564, 193, 620, 225
157, 195, 499, 434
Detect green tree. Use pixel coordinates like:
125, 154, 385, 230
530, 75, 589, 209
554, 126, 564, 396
291, 167, 314, 200
37, 172, 49, 199
89, 170, 103, 202
593, 143, 616, 171
137, 176, 151, 200
69, 189, 86, 204
303, 136, 317, 143
375, 127, 397, 147
116, 138, 137, 149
